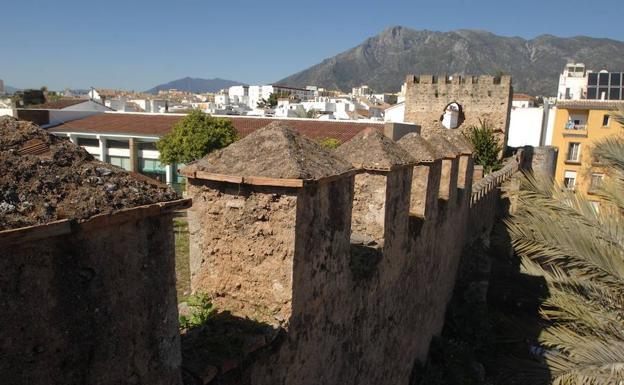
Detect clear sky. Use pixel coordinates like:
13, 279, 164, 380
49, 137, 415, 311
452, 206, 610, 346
2, 0, 623, 91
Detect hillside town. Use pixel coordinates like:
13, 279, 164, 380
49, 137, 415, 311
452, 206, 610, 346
2, 1, 624, 384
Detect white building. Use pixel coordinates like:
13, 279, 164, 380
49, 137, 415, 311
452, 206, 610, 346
352, 85, 372, 96
557, 63, 587, 100
507, 98, 556, 147
384, 102, 405, 123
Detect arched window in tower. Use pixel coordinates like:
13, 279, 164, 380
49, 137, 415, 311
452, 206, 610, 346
441, 102, 464, 129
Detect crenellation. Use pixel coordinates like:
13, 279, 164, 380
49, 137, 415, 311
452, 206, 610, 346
403, 73, 512, 145
180, 124, 522, 385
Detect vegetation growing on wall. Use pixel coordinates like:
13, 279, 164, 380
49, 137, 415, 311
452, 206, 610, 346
318, 137, 341, 149
465, 119, 503, 174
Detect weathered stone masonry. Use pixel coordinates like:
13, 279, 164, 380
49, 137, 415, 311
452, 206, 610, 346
0, 200, 190, 385
403, 74, 513, 145
184, 123, 522, 385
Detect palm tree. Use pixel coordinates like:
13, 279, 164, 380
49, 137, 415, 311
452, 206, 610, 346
505, 107, 624, 384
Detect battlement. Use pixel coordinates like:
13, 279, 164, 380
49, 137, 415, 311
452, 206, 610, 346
405, 74, 512, 85
183, 124, 521, 385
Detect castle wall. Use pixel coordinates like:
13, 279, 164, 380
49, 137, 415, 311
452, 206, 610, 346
187, 180, 298, 326
0, 203, 185, 385
403, 75, 512, 145
184, 133, 522, 385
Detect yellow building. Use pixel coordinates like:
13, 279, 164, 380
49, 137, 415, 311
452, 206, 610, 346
552, 100, 624, 209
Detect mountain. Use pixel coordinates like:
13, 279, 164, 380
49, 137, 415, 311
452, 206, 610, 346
277, 27, 624, 96
145, 77, 245, 94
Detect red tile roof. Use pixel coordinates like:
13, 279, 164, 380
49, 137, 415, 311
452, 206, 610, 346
556, 100, 624, 110
27, 99, 91, 110
50, 113, 385, 142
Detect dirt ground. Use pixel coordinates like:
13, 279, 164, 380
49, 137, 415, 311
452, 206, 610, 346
0, 117, 179, 230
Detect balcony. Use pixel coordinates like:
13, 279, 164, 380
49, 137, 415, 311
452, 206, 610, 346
563, 124, 588, 137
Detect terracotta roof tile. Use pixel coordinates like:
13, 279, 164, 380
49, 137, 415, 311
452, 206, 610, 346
27, 99, 91, 110
50, 113, 385, 142
556, 100, 624, 110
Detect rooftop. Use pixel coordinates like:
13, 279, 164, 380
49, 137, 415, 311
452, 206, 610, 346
26, 98, 92, 110
440, 130, 473, 155
50, 112, 385, 142
556, 100, 624, 110
336, 127, 416, 171
397, 133, 437, 163
182, 122, 354, 182
420, 131, 460, 159
0, 117, 179, 231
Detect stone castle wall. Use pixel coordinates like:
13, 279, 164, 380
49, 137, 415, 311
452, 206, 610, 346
403, 74, 513, 145
185, 130, 521, 385
0, 202, 187, 385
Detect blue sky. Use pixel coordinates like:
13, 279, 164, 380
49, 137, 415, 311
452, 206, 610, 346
2, 0, 623, 91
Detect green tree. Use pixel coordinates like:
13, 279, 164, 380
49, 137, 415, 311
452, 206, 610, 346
465, 119, 503, 174
506, 108, 624, 385
157, 110, 238, 164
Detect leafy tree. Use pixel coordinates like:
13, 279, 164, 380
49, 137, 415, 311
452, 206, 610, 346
465, 119, 503, 174
505, 108, 624, 384
318, 137, 341, 149
157, 110, 238, 164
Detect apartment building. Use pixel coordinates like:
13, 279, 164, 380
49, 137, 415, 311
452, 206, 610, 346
551, 100, 623, 209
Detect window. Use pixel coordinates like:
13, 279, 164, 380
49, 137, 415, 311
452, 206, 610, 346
107, 155, 131, 171
567, 142, 581, 162
77, 137, 99, 147
610, 72, 621, 85
588, 73, 598, 86
590, 173, 604, 190
599, 73, 609, 86
587, 87, 597, 99
140, 158, 166, 182
599, 88, 609, 99
138, 141, 157, 151
602, 114, 610, 127
106, 139, 129, 149
563, 171, 577, 190
609, 88, 621, 100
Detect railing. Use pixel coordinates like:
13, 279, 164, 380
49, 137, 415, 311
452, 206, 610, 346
470, 157, 519, 207
565, 124, 587, 131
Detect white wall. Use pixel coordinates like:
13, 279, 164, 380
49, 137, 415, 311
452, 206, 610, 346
384, 103, 405, 123
0, 108, 14, 117
507, 107, 545, 147
544, 106, 557, 146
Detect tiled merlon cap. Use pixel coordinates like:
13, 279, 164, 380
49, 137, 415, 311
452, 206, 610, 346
180, 122, 355, 187
397, 133, 437, 163
420, 131, 460, 159
440, 130, 474, 155
335, 127, 416, 172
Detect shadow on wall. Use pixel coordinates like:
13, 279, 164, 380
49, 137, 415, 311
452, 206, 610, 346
181, 311, 281, 385
410, 194, 552, 385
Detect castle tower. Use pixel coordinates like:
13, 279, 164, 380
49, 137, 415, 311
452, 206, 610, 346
181, 122, 355, 326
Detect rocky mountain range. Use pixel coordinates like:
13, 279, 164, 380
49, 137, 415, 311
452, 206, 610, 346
277, 26, 624, 96
145, 77, 245, 94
